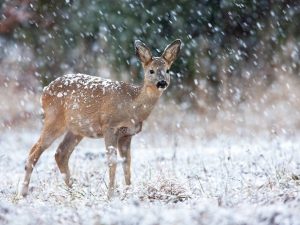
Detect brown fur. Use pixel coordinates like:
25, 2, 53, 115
21, 39, 181, 198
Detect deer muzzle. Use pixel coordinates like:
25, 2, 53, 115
156, 80, 168, 89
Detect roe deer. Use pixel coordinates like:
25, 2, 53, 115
21, 39, 182, 198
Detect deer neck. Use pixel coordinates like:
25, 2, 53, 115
132, 82, 162, 121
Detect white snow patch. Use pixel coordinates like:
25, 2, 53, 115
0, 128, 300, 225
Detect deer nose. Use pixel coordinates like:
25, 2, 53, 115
156, 80, 168, 89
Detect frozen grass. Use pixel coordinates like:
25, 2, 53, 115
1, 74, 300, 224
0, 123, 300, 225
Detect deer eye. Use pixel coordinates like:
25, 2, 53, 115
149, 70, 155, 74
166, 69, 170, 73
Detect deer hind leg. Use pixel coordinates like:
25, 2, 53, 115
55, 131, 83, 187
118, 136, 132, 186
21, 118, 66, 196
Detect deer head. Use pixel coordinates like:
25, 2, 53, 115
135, 39, 181, 91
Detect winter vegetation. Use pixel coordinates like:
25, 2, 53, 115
1, 1, 300, 225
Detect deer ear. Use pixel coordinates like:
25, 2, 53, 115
162, 39, 182, 65
135, 40, 152, 65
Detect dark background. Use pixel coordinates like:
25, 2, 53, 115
0, 0, 299, 113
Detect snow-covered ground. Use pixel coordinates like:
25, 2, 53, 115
1, 74, 300, 225
1, 120, 300, 224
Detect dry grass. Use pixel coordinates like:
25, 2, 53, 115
139, 177, 190, 203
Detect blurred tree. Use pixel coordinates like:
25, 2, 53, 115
1, 0, 300, 106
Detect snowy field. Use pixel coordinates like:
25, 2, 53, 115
1, 115, 300, 225
1, 1, 300, 224
1, 75, 300, 225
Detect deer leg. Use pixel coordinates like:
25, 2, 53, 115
21, 123, 66, 197
55, 131, 83, 187
104, 128, 118, 199
118, 136, 132, 186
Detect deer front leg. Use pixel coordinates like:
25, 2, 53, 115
118, 136, 132, 186
104, 128, 118, 199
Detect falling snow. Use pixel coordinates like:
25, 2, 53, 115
1, 1, 300, 225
